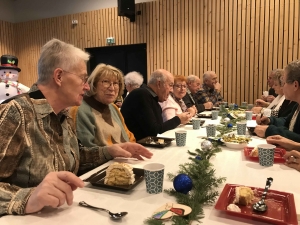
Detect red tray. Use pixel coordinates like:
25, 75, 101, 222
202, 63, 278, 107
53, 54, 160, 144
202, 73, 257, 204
244, 147, 286, 163
215, 184, 298, 225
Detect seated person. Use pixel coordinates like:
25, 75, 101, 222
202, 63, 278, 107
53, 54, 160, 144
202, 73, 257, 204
252, 69, 297, 118
121, 69, 191, 141
69, 63, 135, 147
254, 60, 300, 142
182, 75, 212, 112
124, 71, 144, 96
260, 69, 278, 102
159, 75, 197, 122
194, 71, 223, 106
0, 39, 152, 216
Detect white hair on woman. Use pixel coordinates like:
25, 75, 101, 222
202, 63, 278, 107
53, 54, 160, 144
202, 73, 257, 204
37, 38, 89, 84
124, 71, 144, 87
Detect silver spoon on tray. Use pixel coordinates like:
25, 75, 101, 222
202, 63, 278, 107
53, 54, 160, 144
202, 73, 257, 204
79, 201, 128, 220
252, 177, 273, 213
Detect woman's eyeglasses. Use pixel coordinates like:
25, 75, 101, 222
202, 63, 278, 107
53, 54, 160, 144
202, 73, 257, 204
101, 80, 120, 88
174, 84, 187, 89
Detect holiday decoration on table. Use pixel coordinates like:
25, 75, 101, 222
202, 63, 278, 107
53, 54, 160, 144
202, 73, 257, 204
152, 203, 192, 220
144, 147, 225, 225
0, 55, 30, 103
200, 140, 213, 151
173, 174, 193, 194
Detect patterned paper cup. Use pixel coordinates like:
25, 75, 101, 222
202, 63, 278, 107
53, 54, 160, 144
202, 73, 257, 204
246, 111, 253, 120
258, 144, 276, 167
206, 124, 216, 137
192, 118, 201, 130
144, 163, 165, 194
236, 122, 247, 135
175, 130, 187, 146
211, 110, 219, 120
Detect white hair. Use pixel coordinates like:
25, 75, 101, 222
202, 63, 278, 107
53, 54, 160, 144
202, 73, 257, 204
124, 71, 144, 87
37, 38, 90, 84
187, 75, 199, 83
148, 70, 167, 85
203, 71, 215, 81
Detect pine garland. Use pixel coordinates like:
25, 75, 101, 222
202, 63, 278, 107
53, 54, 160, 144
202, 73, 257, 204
144, 147, 226, 225
144, 108, 247, 224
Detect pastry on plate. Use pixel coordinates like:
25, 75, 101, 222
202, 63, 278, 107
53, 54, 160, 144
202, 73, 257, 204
104, 162, 135, 186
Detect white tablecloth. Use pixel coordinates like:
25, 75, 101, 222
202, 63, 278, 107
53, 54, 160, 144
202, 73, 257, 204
1, 117, 299, 225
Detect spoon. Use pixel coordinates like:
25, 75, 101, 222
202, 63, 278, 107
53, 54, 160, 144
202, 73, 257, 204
79, 201, 128, 220
252, 177, 273, 212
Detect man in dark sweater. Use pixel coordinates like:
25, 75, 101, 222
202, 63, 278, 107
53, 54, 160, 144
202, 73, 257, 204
121, 69, 191, 141
254, 60, 300, 142
182, 75, 212, 112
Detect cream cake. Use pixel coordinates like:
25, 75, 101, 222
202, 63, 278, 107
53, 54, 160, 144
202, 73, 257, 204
249, 147, 259, 157
104, 162, 135, 186
233, 186, 254, 206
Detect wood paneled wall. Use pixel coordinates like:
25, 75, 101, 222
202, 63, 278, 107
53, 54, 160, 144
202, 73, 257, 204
0, 20, 16, 60
4, 0, 300, 104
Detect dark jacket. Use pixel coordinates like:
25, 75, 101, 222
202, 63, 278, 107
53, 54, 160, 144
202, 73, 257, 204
182, 90, 205, 113
265, 104, 300, 142
121, 85, 180, 141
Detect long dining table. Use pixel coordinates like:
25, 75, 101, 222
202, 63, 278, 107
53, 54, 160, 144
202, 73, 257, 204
1, 115, 300, 225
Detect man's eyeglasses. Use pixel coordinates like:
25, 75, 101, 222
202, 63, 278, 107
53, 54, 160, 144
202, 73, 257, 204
174, 84, 187, 89
101, 80, 120, 88
62, 69, 89, 84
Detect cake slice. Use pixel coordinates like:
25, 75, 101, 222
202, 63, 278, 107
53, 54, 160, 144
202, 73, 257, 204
104, 162, 135, 186
233, 186, 254, 206
249, 147, 258, 157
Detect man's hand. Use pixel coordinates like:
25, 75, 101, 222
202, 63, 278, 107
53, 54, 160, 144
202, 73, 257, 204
204, 102, 213, 109
255, 99, 269, 107
266, 135, 300, 151
214, 82, 222, 93
177, 112, 192, 124
187, 105, 197, 117
252, 106, 263, 114
25, 171, 84, 214
283, 150, 300, 171
254, 125, 268, 137
266, 95, 275, 103
260, 95, 267, 101
107, 142, 153, 160
256, 115, 270, 125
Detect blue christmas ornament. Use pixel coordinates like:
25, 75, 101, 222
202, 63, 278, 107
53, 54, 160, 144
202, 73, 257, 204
173, 174, 193, 194
227, 123, 233, 128
195, 155, 202, 160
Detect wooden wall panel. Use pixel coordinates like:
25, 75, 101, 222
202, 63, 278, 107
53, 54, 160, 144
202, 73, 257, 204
0, 20, 16, 63
1, 0, 298, 105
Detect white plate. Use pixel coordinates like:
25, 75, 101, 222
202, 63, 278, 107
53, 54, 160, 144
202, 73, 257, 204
224, 141, 248, 149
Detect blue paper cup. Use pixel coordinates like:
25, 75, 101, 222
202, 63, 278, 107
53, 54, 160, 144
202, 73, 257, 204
258, 144, 276, 167
144, 163, 165, 194
175, 130, 187, 146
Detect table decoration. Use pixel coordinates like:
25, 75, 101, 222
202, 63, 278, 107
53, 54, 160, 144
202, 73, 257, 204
144, 147, 225, 225
173, 174, 193, 194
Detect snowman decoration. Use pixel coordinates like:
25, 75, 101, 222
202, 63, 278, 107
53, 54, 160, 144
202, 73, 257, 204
0, 55, 30, 103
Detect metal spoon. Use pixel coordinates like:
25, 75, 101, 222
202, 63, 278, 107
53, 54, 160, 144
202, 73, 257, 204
79, 201, 128, 220
252, 177, 273, 212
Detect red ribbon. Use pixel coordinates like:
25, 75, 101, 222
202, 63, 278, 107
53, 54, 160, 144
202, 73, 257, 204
1, 64, 17, 67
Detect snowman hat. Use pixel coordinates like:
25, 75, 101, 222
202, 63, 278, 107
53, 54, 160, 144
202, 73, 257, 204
0, 55, 21, 72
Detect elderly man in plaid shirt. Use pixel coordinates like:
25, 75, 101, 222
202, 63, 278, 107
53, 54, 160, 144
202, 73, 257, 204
194, 71, 224, 106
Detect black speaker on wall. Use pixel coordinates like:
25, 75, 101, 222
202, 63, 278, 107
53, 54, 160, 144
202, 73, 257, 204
118, 0, 135, 22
